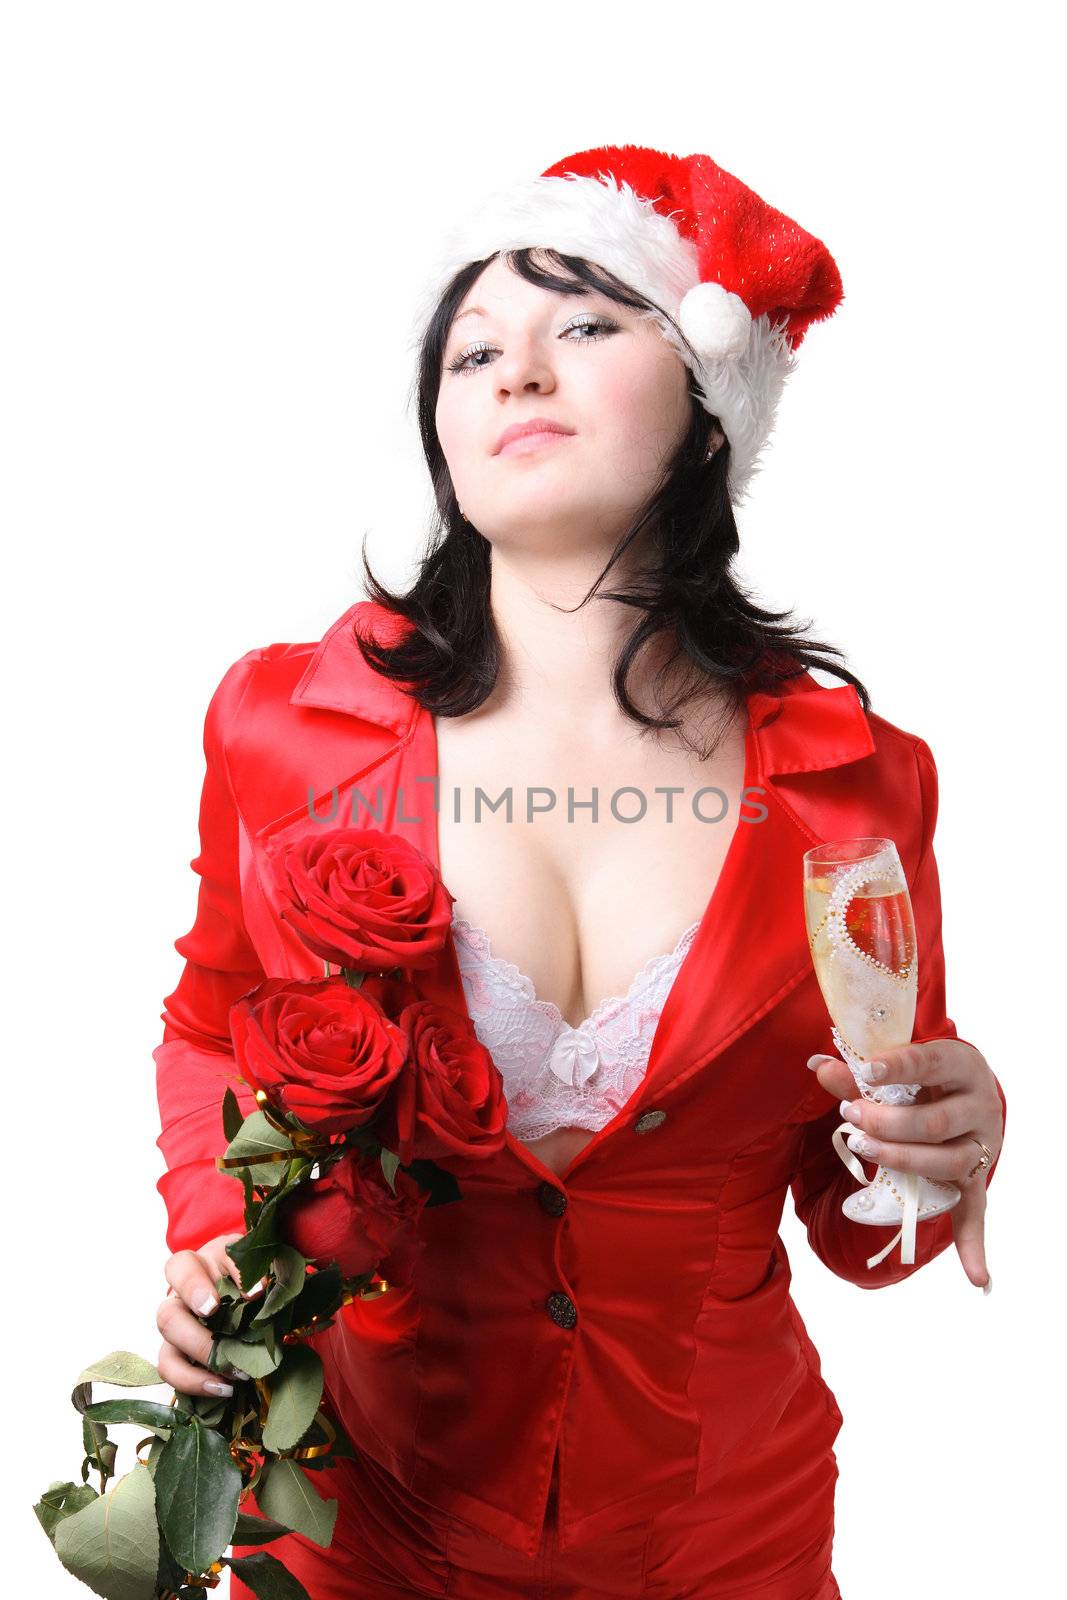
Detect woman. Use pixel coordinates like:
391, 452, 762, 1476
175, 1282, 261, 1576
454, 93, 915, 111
153, 145, 1006, 1599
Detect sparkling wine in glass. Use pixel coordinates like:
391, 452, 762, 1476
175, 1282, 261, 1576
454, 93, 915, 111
802, 837, 959, 1268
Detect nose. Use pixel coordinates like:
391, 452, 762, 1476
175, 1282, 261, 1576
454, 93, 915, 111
492, 336, 557, 399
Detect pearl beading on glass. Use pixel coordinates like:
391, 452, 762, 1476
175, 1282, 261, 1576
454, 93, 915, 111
849, 1165, 948, 1216
825, 853, 913, 986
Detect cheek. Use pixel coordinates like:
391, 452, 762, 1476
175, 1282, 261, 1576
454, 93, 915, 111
605, 388, 688, 472
434, 390, 459, 453
587, 356, 690, 459
434, 389, 479, 479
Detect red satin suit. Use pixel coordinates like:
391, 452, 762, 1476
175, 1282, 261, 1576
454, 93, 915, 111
153, 600, 1005, 1599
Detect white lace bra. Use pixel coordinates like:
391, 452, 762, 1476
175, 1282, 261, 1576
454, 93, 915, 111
451, 913, 701, 1143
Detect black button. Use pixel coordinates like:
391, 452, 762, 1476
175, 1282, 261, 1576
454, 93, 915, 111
545, 1292, 577, 1329
634, 1109, 667, 1134
537, 1182, 568, 1217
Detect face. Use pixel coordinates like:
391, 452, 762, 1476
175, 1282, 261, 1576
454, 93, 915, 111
435, 255, 694, 560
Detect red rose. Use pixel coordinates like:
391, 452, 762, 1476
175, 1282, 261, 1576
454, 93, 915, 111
265, 827, 454, 972
377, 1001, 508, 1166
279, 1151, 427, 1283
229, 976, 407, 1135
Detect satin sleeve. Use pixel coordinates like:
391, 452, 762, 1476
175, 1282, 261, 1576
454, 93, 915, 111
152, 651, 267, 1255
789, 735, 1007, 1287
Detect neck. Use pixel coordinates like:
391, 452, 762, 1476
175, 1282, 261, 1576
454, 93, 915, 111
478, 545, 725, 744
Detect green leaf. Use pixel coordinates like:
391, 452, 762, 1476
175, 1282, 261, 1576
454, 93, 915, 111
239, 1161, 257, 1214
379, 1147, 400, 1194
84, 1400, 187, 1431
219, 1295, 249, 1339
253, 1245, 307, 1321
287, 1263, 341, 1328
256, 1457, 338, 1548
155, 1530, 186, 1595
76, 1353, 163, 1389
259, 1320, 283, 1362
214, 1334, 282, 1380
153, 1415, 242, 1575
141, 1434, 169, 1473
222, 1086, 244, 1143
227, 1187, 288, 1288
225, 1550, 311, 1599
82, 1412, 108, 1454
289, 1413, 335, 1451
53, 1462, 159, 1600
33, 1480, 99, 1543
191, 1392, 230, 1428
232, 1510, 296, 1546
225, 1112, 297, 1187
81, 1413, 117, 1480
261, 1345, 324, 1454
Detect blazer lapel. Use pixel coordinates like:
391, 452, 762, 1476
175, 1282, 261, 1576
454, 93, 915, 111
621, 684, 878, 1126
240, 602, 883, 1186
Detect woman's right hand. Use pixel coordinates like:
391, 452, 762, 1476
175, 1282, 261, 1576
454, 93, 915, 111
156, 1232, 270, 1398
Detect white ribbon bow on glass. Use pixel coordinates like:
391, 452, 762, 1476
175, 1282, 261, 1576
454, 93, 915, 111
828, 1024, 922, 1269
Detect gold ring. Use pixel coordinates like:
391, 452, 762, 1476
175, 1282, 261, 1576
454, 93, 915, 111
966, 1137, 994, 1180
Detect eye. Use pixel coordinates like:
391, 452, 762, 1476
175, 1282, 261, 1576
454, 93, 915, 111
444, 313, 619, 375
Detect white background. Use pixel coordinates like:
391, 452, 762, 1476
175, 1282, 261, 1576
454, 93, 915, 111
6, 3, 1057, 1594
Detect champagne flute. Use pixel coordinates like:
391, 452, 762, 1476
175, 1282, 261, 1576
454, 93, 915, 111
802, 837, 960, 1269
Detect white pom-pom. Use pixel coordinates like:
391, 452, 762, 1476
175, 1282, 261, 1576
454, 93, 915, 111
678, 281, 751, 361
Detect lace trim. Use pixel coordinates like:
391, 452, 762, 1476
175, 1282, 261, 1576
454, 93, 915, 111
449, 912, 702, 1140
450, 913, 701, 1035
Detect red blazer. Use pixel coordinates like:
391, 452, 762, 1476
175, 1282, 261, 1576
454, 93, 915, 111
154, 599, 1006, 1559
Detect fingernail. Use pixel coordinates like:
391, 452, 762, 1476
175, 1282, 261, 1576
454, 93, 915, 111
839, 1100, 862, 1124
195, 1292, 218, 1316
806, 1055, 827, 1070
204, 1379, 233, 1397
869, 1061, 888, 1081
847, 1131, 879, 1158
982, 1273, 993, 1296
229, 1366, 252, 1381
245, 1279, 266, 1299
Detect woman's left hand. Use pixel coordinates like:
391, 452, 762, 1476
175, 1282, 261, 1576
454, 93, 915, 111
806, 1040, 1003, 1289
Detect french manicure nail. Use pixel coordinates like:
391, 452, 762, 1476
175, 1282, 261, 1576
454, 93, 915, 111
847, 1131, 879, 1158
245, 1279, 266, 1298
204, 1379, 233, 1397
982, 1273, 993, 1296
229, 1366, 252, 1381
195, 1292, 218, 1316
869, 1061, 888, 1081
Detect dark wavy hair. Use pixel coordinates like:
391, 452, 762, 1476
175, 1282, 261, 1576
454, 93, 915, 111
355, 247, 869, 758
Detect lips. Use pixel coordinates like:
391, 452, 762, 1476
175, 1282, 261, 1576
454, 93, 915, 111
494, 417, 575, 455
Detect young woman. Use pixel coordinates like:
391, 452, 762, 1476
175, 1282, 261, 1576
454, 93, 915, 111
153, 145, 1006, 1599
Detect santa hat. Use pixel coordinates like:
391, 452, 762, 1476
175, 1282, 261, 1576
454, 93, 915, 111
409, 143, 844, 504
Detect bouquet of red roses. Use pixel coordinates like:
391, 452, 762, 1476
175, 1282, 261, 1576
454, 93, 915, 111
35, 828, 507, 1600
